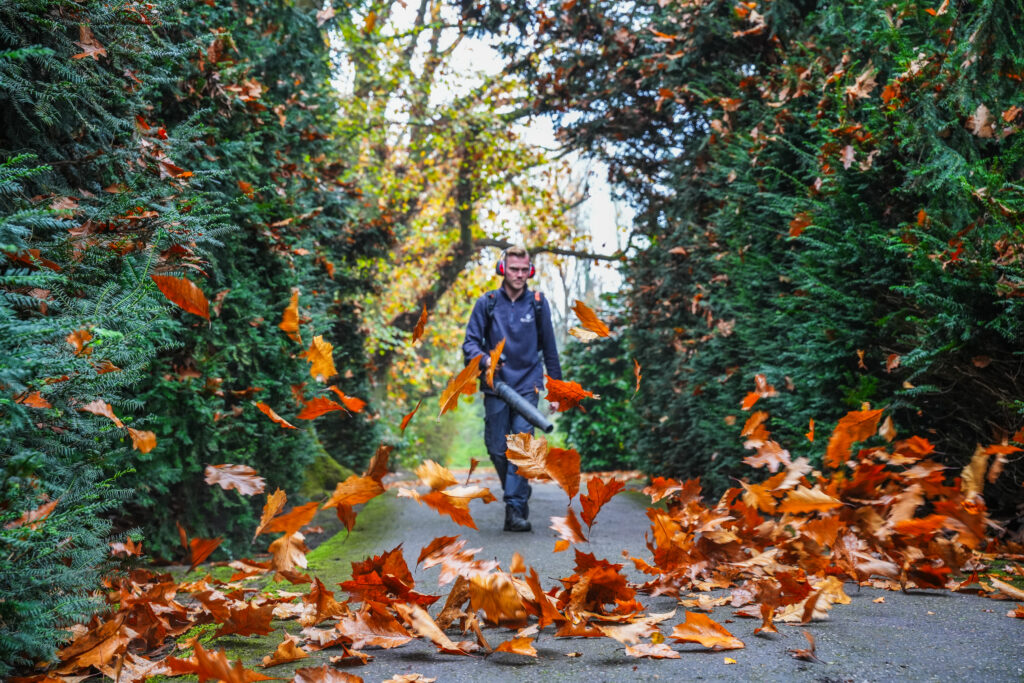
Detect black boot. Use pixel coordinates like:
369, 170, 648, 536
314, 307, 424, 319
504, 505, 531, 532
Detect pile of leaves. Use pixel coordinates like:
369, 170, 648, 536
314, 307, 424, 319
16, 368, 1024, 681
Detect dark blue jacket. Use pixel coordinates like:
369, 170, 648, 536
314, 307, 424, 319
462, 286, 562, 397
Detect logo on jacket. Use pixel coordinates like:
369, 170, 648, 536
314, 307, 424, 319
520, 312, 534, 324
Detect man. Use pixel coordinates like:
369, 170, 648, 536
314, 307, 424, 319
462, 246, 562, 532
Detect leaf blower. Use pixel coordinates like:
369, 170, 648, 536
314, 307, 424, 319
492, 380, 555, 434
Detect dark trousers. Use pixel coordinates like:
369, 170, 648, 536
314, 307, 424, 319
484, 393, 534, 517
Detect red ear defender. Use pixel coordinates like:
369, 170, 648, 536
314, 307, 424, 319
495, 254, 535, 278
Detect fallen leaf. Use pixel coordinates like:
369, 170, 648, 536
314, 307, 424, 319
79, 399, 124, 428
669, 612, 744, 650
787, 629, 819, 662
188, 536, 223, 572
260, 632, 307, 667
494, 636, 537, 657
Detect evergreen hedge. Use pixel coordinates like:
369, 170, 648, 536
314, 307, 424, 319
0, 0, 386, 670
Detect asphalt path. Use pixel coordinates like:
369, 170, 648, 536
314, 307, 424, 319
299, 471, 1024, 682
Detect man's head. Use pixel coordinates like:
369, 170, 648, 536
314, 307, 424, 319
498, 245, 533, 297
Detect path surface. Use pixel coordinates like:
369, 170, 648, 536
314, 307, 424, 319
281, 471, 1023, 682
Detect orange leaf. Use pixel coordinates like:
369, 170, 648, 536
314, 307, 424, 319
394, 602, 475, 656
204, 464, 265, 495
581, 477, 625, 528
260, 632, 307, 668
487, 338, 506, 389
278, 289, 301, 344
151, 274, 209, 319
328, 386, 367, 412
215, 602, 275, 638
505, 433, 550, 479
824, 408, 884, 468
323, 475, 385, 510
633, 358, 642, 395
254, 401, 296, 429
670, 612, 744, 650
188, 536, 223, 572
365, 443, 393, 482
400, 399, 421, 433
550, 507, 587, 544
301, 336, 337, 382
79, 399, 124, 428
16, 391, 51, 409
253, 488, 288, 540
71, 25, 107, 61
416, 460, 458, 491
188, 642, 276, 683
66, 328, 93, 355
571, 299, 611, 337
296, 396, 346, 420
337, 604, 414, 649
777, 485, 843, 514
411, 305, 428, 344
468, 573, 527, 624
494, 636, 537, 657
266, 501, 320, 536
789, 212, 812, 237
805, 418, 815, 442
4, 498, 59, 531
544, 375, 598, 412
438, 355, 482, 418
547, 447, 581, 500
397, 489, 478, 529
293, 664, 364, 683
269, 532, 309, 573
127, 428, 156, 453
238, 180, 255, 199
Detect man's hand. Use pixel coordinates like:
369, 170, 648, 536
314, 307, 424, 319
549, 401, 560, 412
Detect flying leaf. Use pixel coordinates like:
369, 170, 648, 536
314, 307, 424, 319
777, 485, 843, 514
550, 507, 587, 545
468, 573, 527, 624
127, 428, 157, 453
824, 408, 884, 468
296, 396, 346, 420
545, 375, 598, 412
323, 475, 384, 510
79, 399, 124, 428
328, 386, 366, 413
416, 460, 458, 491
4, 498, 59, 531
581, 476, 625, 528
365, 443, 393, 482
787, 630, 819, 661
254, 488, 288, 540
265, 501, 320, 536
670, 612, 744, 650
269, 532, 309, 573
505, 433, 549, 479
301, 336, 337, 382
397, 489, 478, 529
254, 401, 297, 429
204, 464, 266, 495
571, 299, 611, 337
547, 447, 581, 500
633, 358, 642, 396
411, 305, 428, 344
151, 274, 209, 320
279, 289, 301, 344
260, 632, 307, 668
487, 338, 506, 389
569, 327, 600, 342
438, 355, 482, 419
188, 536, 223, 572
400, 400, 422, 433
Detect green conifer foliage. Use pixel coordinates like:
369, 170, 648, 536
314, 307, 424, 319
1, 0, 386, 669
